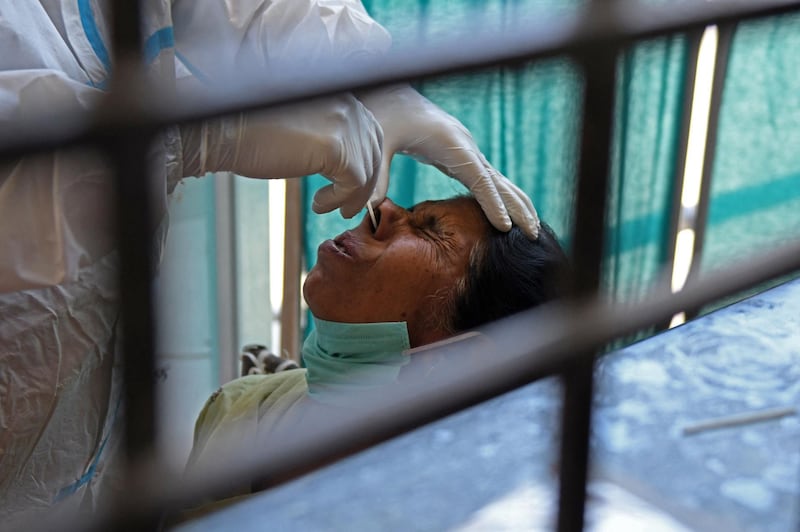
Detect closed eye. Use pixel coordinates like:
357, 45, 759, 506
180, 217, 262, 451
413, 213, 456, 252
411, 213, 441, 239
408, 202, 454, 245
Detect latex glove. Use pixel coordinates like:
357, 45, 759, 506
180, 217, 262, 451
356, 84, 540, 239
181, 93, 383, 218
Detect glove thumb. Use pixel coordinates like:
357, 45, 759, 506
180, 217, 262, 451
369, 152, 393, 206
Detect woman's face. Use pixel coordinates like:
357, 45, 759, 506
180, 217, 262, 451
303, 197, 489, 347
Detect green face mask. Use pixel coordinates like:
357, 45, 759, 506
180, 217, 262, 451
303, 315, 411, 406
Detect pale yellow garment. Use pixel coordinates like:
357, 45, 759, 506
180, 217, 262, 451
187, 369, 310, 475
178, 369, 311, 520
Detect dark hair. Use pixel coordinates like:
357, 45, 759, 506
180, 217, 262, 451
449, 223, 569, 332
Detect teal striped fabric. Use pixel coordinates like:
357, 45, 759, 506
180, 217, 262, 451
604, 35, 688, 304
702, 14, 800, 275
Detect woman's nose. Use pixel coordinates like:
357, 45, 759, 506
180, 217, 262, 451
376, 198, 409, 222
373, 198, 407, 239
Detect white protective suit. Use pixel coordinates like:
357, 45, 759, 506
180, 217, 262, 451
0, 0, 540, 526
0, 0, 389, 524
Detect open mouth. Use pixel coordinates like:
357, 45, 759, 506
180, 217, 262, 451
333, 235, 348, 254
330, 231, 357, 257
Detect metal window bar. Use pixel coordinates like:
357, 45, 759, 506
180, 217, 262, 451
557, 31, 619, 530
4, 0, 799, 156
106, 1, 161, 529
280, 179, 305, 362
684, 22, 737, 319
106, 0, 154, 477
3, 0, 798, 530
214, 173, 241, 384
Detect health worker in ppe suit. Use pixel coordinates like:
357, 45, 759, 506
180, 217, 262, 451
0, 0, 540, 525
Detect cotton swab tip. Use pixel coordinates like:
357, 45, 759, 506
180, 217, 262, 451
366, 202, 377, 230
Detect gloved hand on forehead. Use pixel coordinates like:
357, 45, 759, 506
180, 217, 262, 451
356, 84, 541, 239
180, 93, 383, 219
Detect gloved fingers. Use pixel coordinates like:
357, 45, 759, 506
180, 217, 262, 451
372, 112, 385, 168
491, 171, 541, 239
467, 173, 513, 232
507, 179, 540, 228
368, 152, 393, 207
475, 152, 540, 239
311, 184, 339, 215
356, 84, 537, 233
366, 121, 389, 207
313, 98, 383, 218
312, 181, 370, 219
435, 146, 512, 232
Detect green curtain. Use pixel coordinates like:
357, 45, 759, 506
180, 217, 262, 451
302, 1, 689, 336
603, 35, 688, 304
701, 15, 800, 280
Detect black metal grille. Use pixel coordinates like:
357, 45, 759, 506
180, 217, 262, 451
5, 1, 800, 531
